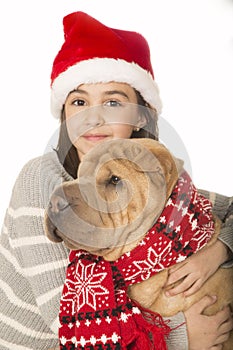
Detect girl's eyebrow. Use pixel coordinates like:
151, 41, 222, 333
70, 88, 88, 95
71, 89, 129, 100
103, 90, 129, 99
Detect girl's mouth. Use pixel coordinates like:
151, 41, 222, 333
83, 134, 109, 142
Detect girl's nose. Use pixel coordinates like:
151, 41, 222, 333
84, 106, 105, 127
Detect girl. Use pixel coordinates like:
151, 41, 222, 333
0, 11, 232, 350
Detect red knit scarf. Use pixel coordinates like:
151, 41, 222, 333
59, 171, 214, 350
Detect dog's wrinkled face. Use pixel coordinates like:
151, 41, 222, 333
45, 139, 181, 259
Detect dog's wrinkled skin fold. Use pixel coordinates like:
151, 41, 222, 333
45, 139, 233, 349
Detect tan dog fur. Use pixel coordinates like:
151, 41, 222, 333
45, 139, 233, 349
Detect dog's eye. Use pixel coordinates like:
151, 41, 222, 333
109, 175, 121, 185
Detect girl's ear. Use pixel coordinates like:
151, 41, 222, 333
136, 114, 147, 129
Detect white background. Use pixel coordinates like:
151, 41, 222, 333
0, 0, 232, 224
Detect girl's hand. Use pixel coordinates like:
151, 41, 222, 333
165, 240, 229, 297
184, 295, 233, 349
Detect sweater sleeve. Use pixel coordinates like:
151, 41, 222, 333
164, 312, 188, 350
0, 153, 72, 349
198, 190, 233, 267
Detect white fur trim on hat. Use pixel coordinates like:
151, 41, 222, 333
50, 58, 162, 118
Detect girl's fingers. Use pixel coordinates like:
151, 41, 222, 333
183, 279, 203, 297
168, 260, 186, 273
215, 306, 232, 326
214, 308, 233, 346
215, 332, 230, 345
166, 264, 188, 284
165, 274, 197, 296
192, 295, 218, 313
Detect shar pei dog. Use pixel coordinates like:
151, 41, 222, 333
45, 138, 233, 350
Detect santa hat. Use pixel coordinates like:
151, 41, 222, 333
50, 11, 162, 118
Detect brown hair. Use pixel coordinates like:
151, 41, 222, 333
56, 90, 159, 179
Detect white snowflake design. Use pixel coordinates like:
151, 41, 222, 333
124, 241, 172, 282
62, 260, 109, 313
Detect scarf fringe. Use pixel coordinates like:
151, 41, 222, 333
127, 301, 171, 350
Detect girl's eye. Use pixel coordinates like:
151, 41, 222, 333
104, 100, 122, 107
72, 99, 86, 106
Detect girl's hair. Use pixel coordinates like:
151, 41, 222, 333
56, 90, 159, 179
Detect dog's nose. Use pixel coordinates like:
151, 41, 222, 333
49, 194, 70, 214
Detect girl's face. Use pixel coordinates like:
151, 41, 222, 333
64, 82, 147, 160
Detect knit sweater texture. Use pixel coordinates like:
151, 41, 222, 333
0, 151, 232, 350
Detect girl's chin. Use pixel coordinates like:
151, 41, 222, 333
76, 146, 99, 160
76, 137, 112, 158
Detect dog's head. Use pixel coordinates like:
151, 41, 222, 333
45, 138, 183, 260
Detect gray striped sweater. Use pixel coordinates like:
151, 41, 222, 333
0, 151, 232, 350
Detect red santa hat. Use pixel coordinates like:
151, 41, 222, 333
50, 11, 162, 118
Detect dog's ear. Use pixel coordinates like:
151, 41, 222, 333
153, 146, 180, 198
44, 212, 63, 243
131, 139, 183, 198
173, 157, 184, 176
